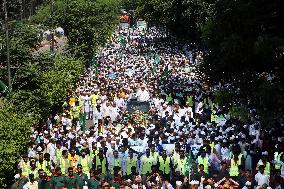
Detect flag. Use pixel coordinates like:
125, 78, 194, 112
161, 65, 169, 81
0, 80, 8, 93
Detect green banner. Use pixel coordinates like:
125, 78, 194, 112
0, 80, 8, 93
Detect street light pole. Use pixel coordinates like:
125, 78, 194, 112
3, 0, 11, 92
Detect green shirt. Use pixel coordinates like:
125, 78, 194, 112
88, 177, 101, 189
37, 178, 51, 189
17, 177, 29, 189
65, 175, 77, 189
51, 175, 65, 188
108, 175, 120, 189
75, 173, 88, 189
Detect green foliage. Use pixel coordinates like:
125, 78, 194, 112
134, 0, 215, 41
40, 55, 84, 109
0, 100, 35, 187
229, 105, 249, 122
0, 0, 119, 186
213, 89, 233, 107
31, 0, 120, 64
0, 22, 41, 85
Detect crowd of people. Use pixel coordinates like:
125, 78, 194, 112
13, 22, 284, 189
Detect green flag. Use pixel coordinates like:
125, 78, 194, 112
0, 80, 8, 93
161, 65, 169, 81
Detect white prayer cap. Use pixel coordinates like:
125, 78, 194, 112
37, 146, 42, 152
245, 181, 251, 186
69, 134, 75, 139
44, 130, 48, 134
262, 151, 268, 155
34, 131, 38, 134
54, 128, 58, 132
14, 174, 20, 179
190, 180, 199, 185
40, 136, 44, 140
66, 126, 71, 131
176, 181, 182, 186
78, 131, 83, 135
205, 185, 211, 189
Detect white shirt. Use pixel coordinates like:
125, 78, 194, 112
255, 172, 269, 185
46, 143, 56, 160
23, 181, 38, 189
137, 89, 150, 102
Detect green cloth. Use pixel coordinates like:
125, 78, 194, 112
75, 173, 88, 189
65, 175, 77, 189
18, 177, 29, 189
79, 112, 86, 131
186, 153, 193, 176
109, 175, 120, 189
187, 96, 193, 107
50, 175, 65, 188
0, 80, 8, 93
166, 94, 173, 103
161, 65, 169, 81
88, 177, 100, 189
88, 174, 106, 189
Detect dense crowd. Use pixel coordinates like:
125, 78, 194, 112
13, 23, 284, 189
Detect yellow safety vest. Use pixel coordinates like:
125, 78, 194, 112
36, 161, 44, 170
19, 161, 30, 177
27, 168, 38, 178
229, 159, 239, 177
43, 160, 52, 176
126, 157, 137, 175
90, 149, 99, 161
141, 156, 153, 175
91, 95, 98, 106
95, 156, 106, 174
264, 162, 270, 176
79, 156, 90, 175
197, 156, 209, 173
151, 152, 158, 165
159, 156, 170, 174
237, 154, 243, 165
176, 158, 187, 175
172, 151, 180, 165
110, 158, 121, 174
56, 148, 63, 160
274, 152, 283, 170
59, 157, 68, 175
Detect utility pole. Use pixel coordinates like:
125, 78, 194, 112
51, 0, 55, 53
3, 0, 11, 92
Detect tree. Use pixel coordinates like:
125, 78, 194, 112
200, 0, 284, 124
0, 100, 35, 187
31, 0, 120, 65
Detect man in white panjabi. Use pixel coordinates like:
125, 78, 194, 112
137, 86, 150, 102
